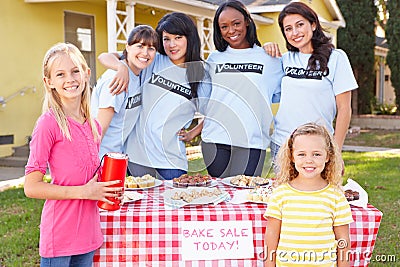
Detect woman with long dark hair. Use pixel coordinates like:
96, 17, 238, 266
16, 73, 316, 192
265, 2, 358, 170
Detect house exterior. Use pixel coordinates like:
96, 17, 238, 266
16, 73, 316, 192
375, 36, 395, 107
0, 0, 345, 157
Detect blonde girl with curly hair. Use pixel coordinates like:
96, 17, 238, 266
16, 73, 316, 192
263, 122, 353, 267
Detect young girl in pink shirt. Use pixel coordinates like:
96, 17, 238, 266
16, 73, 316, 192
24, 43, 123, 267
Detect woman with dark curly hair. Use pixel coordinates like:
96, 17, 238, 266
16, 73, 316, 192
265, 2, 358, 171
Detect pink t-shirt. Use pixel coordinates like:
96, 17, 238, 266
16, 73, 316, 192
25, 111, 103, 257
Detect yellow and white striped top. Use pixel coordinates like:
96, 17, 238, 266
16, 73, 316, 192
264, 183, 353, 267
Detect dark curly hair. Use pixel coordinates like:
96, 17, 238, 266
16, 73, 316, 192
278, 2, 334, 73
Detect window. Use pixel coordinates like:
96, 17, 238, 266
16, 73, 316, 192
64, 12, 96, 86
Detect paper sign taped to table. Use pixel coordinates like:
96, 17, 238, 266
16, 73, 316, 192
180, 220, 254, 261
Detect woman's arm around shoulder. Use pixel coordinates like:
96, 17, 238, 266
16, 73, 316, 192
263, 42, 282, 58
98, 52, 129, 94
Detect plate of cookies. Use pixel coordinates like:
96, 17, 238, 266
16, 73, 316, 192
122, 191, 145, 204
125, 174, 162, 190
163, 187, 229, 207
221, 175, 270, 189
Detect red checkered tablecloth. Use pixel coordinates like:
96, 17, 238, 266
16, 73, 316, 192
349, 204, 383, 266
93, 183, 382, 267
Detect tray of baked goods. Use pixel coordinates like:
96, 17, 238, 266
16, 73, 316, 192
221, 175, 270, 189
344, 189, 360, 201
125, 174, 162, 190
165, 173, 218, 188
343, 178, 368, 207
230, 184, 274, 205
246, 186, 274, 204
163, 187, 230, 207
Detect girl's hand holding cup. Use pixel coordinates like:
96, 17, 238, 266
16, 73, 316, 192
85, 174, 124, 205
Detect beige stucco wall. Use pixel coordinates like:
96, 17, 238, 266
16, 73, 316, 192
0, 0, 108, 156
257, 12, 286, 49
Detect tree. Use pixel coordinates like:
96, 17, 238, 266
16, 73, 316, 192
336, 0, 376, 114
385, 0, 400, 112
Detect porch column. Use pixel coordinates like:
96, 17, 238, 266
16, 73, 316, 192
379, 56, 385, 103
106, 0, 117, 52
196, 17, 214, 59
125, 1, 136, 35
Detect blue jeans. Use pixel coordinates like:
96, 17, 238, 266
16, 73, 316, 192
201, 142, 266, 178
40, 250, 95, 267
270, 141, 280, 162
270, 141, 281, 174
157, 168, 186, 180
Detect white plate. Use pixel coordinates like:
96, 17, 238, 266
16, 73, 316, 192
230, 189, 269, 204
125, 179, 163, 190
122, 191, 145, 203
247, 200, 268, 205
163, 187, 228, 207
220, 176, 270, 189
164, 179, 218, 188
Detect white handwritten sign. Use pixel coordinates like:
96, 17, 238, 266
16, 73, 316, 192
180, 220, 254, 261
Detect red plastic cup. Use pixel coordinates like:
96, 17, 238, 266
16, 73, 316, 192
97, 152, 128, 211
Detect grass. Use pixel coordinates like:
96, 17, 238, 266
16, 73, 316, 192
0, 189, 44, 266
1, 131, 400, 266
344, 129, 400, 148
343, 152, 400, 265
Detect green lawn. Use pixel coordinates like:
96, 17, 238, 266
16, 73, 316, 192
1, 151, 399, 266
344, 129, 400, 148
0, 189, 44, 266
343, 151, 400, 265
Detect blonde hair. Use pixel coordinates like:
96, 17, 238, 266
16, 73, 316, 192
42, 42, 100, 141
275, 122, 343, 187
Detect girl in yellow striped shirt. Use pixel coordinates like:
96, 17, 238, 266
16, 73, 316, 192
264, 123, 353, 267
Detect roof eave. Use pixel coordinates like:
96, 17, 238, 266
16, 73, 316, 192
324, 0, 346, 28
172, 0, 273, 24
246, 5, 287, 13
248, 1, 346, 28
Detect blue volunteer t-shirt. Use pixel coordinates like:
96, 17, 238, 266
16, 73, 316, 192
201, 45, 283, 149
124, 54, 210, 170
272, 49, 358, 146
91, 63, 142, 158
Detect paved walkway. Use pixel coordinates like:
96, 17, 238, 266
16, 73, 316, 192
1, 145, 399, 192
0, 167, 26, 192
